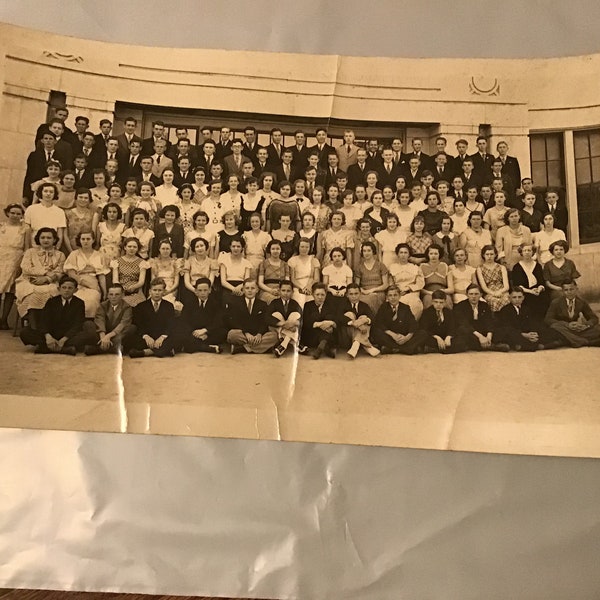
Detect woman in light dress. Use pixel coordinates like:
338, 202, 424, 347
388, 242, 425, 319
149, 239, 182, 306
448, 248, 477, 304
533, 213, 566, 265
288, 238, 320, 308
459, 211, 491, 268
0, 204, 27, 328
64, 229, 109, 318
242, 212, 271, 271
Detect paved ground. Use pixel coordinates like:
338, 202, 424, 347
1, 331, 599, 458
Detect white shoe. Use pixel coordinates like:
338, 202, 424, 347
365, 346, 381, 357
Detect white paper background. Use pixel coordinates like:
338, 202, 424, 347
1, 3, 600, 598
2, 428, 600, 599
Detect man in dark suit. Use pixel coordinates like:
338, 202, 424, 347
197, 126, 214, 153
377, 147, 402, 187
70, 115, 91, 154
470, 136, 495, 176
136, 157, 161, 186
431, 152, 454, 184
94, 118, 113, 150
129, 278, 178, 358
417, 290, 466, 353
544, 280, 600, 347
45, 119, 74, 167
167, 136, 199, 168
115, 116, 143, 153
459, 158, 483, 190
173, 156, 195, 188
454, 284, 509, 351
181, 277, 226, 353
365, 138, 381, 169
72, 154, 94, 189
370, 285, 426, 354
226, 279, 279, 354
324, 151, 343, 187
215, 126, 233, 160
20, 276, 87, 354
96, 137, 128, 173
268, 280, 303, 357
300, 283, 338, 359
337, 284, 380, 357
402, 137, 430, 170
306, 153, 327, 187
399, 156, 423, 187
252, 147, 274, 179
35, 106, 74, 146
485, 158, 516, 204
496, 141, 521, 191
453, 139, 470, 177
347, 148, 370, 188
242, 126, 262, 160
22, 131, 71, 203
535, 189, 568, 232
495, 287, 562, 351
83, 283, 136, 355
310, 128, 333, 169
197, 140, 218, 175
141, 120, 170, 156
288, 130, 310, 170
265, 127, 285, 166
274, 148, 300, 185
122, 140, 143, 181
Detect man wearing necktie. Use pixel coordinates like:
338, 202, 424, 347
300, 283, 338, 359
20, 276, 87, 355
496, 287, 563, 351
417, 290, 465, 353
545, 280, 600, 348
340, 283, 380, 358
337, 129, 359, 172
455, 284, 509, 351
371, 285, 427, 354
227, 279, 279, 354
181, 277, 226, 353
129, 278, 177, 358
268, 281, 303, 357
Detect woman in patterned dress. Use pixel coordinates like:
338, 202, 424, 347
319, 211, 354, 268
181, 237, 219, 307
476, 244, 510, 312
406, 215, 433, 266
111, 237, 148, 307
97, 202, 126, 267
64, 188, 99, 254
420, 244, 453, 309
15, 227, 65, 325
258, 240, 291, 304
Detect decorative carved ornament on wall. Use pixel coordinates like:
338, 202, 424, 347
43, 51, 84, 64
469, 76, 500, 96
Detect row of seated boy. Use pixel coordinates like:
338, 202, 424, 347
20, 274, 600, 358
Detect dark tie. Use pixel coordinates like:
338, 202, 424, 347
283, 301, 288, 315
353, 303, 358, 314
347, 146, 351, 154
247, 300, 253, 313
392, 306, 398, 321
437, 310, 443, 325
568, 300, 575, 319
386, 164, 391, 174
157, 156, 161, 165
130, 156, 135, 167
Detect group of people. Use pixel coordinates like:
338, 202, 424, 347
1, 108, 598, 357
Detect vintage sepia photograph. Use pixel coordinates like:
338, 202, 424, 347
0, 18, 599, 459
